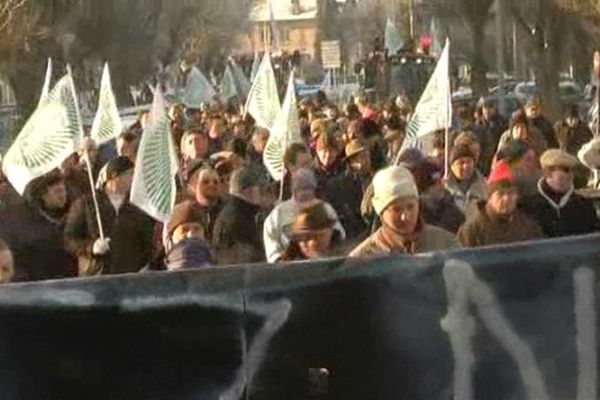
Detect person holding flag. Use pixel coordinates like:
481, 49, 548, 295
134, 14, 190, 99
64, 156, 156, 276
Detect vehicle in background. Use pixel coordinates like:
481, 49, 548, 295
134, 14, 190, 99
386, 52, 436, 102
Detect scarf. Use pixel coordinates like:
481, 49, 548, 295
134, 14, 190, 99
537, 179, 574, 211
166, 238, 213, 271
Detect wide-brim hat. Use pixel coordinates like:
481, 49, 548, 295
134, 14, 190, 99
344, 139, 367, 160
291, 202, 337, 236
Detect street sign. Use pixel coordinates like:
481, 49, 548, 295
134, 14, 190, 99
321, 40, 341, 69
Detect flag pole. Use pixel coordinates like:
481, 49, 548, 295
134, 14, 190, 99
444, 40, 451, 180
67, 65, 106, 240
444, 111, 450, 180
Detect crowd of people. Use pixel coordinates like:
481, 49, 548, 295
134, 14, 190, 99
0, 87, 598, 283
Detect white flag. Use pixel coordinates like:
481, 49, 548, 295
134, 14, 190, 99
221, 65, 239, 101
263, 71, 303, 181
385, 18, 404, 55
3, 74, 81, 194
319, 70, 332, 92
182, 67, 217, 108
405, 39, 451, 141
90, 63, 122, 145
130, 88, 179, 223
250, 52, 261, 81
231, 60, 252, 98
37, 58, 52, 107
245, 53, 281, 130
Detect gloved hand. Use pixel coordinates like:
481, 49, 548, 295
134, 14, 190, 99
92, 238, 111, 256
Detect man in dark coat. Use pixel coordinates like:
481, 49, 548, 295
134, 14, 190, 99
323, 139, 371, 241
473, 98, 508, 175
525, 97, 558, 149
520, 149, 598, 238
0, 171, 76, 281
313, 129, 345, 192
554, 105, 593, 156
189, 164, 225, 242
458, 161, 542, 247
212, 166, 265, 265
64, 156, 155, 276
412, 160, 465, 234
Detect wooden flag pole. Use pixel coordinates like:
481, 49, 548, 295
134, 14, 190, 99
67, 65, 106, 240
594, 51, 600, 138
444, 90, 451, 180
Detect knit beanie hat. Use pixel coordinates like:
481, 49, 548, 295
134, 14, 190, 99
450, 144, 476, 164
496, 139, 529, 165
510, 109, 529, 129
408, 159, 442, 193
291, 202, 337, 236
487, 161, 516, 196
167, 201, 205, 236
371, 166, 419, 215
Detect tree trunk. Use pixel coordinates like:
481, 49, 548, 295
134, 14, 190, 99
470, 20, 488, 98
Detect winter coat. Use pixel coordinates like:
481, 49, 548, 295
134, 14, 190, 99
64, 191, 155, 276
263, 199, 345, 263
520, 179, 598, 238
530, 115, 558, 149
457, 201, 542, 248
474, 114, 508, 175
322, 169, 371, 241
444, 171, 487, 220
0, 203, 76, 282
0, 181, 23, 213
497, 128, 548, 158
349, 223, 460, 258
212, 196, 265, 265
554, 121, 594, 156
421, 190, 466, 234
314, 157, 345, 193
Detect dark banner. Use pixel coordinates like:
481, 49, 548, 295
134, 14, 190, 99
1, 235, 600, 399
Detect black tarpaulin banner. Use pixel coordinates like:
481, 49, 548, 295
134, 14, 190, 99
0, 234, 599, 399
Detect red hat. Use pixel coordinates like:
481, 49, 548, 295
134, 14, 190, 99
487, 161, 517, 196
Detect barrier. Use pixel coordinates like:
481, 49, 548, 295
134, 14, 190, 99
0, 234, 599, 399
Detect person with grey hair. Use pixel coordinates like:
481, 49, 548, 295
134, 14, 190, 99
211, 166, 265, 264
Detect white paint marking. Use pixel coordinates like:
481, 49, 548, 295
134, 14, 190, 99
440, 260, 477, 400
120, 293, 292, 400
441, 259, 550, 400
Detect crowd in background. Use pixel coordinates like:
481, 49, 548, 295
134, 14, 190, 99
0, 87, 598, 283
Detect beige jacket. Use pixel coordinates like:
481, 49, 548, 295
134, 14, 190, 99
349, 224, 461, 258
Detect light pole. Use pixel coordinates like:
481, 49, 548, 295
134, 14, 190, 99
409, 0, 415, 40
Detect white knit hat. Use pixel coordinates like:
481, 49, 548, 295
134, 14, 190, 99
371, 166, 419, 215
